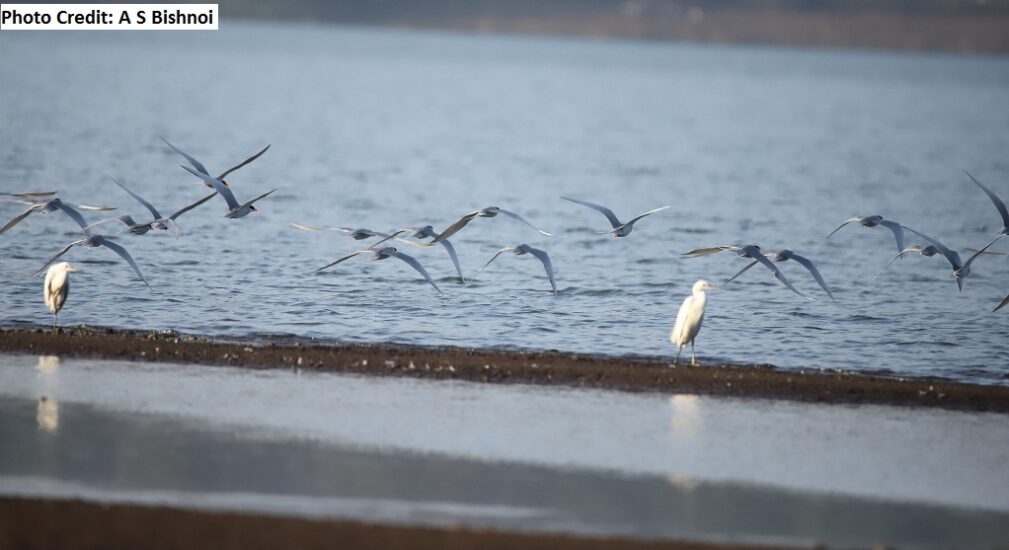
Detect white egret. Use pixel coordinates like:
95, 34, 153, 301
427, 206, 552, 245
826, 215, 906, 253
560, 196, 669, 237
683, 244, 809, 299
85, 177, 216, 238
671, 280, 718, 366
476, 244, 557, 293
161, 137, 270, 189
43, 262, 81, 328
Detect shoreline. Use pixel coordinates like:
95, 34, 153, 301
2, 326, 1007, 412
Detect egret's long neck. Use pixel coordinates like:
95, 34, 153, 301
693, 289, 707, 304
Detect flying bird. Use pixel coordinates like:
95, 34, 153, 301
670, 280, 718, 366
180, 166, 276, 218
683, 244, 809, 299
723, 249, 834, 300
85, 177, 216, 238
900, 225, 997, 292
476, 244, 557, 293
315, 246, 442, 295
33, 205, 150, 287
873, 244, 942, 280
1, 191, 57, 200
161, 137, 270, 189
995, 294, 1009, 313
43, 262, 81, 328
291, 223, 392, 241
964, 170, 1009, 251
826, 215, 906, 253
397, 225, 466, 283
427, 207, 552, 245
561, 197, 669, 237
1, 197, 114, 236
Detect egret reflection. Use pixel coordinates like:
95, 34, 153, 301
36, 396, 59, 432
35, 355, 61, 432
668, 394, 702, 439
36, 355, 61, 373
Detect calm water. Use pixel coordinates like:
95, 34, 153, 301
1, 23, 1008, 383
3, 354, 1009, 548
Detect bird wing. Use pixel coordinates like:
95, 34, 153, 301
0, 205, 39, 235
873, 247, 920, 280
622, 205, 671, 229
387, 250, 443, 295
180, 165, 240, 210
1, 191, 56, 199
751, 249, 811, 299
995, 294, 1009, 313
70, 204, 117, 211
169, 192, 217, 220
439, 239, 465, 282
787, 253, 834, 301
964, 170, 1009, 231
682, 245, 736, 258
240, 188, 277, 209
561, 196, 622, 229
34, 240, 86, 276
315, 250, 365, 272
496, 208, 553, 236
84, 215, 134, 232
291, 223, 356, 233
962, 233, 1006, 272
525, 247, 557, 293
429, 212, 480, 244
110, 177, 162, 220
216, 144, 271, 181
93, 236, 150, 287
901, 226, 961, 270
722, 261, 758, 287
825, 217, 861, 239
878, 220, 906, 253
161, 137, 210, 176
476, 247, 516, 277
51, 200, 92, 234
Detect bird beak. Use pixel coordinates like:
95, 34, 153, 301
707, 285, 720, 290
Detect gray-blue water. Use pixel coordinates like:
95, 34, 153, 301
1, 22, 1008, 383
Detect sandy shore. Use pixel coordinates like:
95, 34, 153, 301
0, 496, 769, 550
1, 326, 1007, 412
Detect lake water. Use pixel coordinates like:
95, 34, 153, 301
3, 354, 1009, 548
1, 22, 1008, 383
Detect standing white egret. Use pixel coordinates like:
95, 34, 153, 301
670, 280, 717, 366
826, 215, 906, 253
560, 196, 669, 237
43, 262, 81, 328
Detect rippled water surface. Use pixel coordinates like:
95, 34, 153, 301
1, 23, 1008, 382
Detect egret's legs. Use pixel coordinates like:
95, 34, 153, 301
675, 347, 682, 365
691, 341, 696, 366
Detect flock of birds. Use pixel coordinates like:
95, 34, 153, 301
2, 140, 1008, 366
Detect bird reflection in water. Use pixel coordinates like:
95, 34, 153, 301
668, 394, 701, 439
35, 355, 61, 433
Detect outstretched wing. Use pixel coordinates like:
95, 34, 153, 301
315, 250, 365, 273
787, 253, 835, 301
901, 226, 961, 271
623, 205, 670, 229
439, 239, 465, 282
496, 208, 553, 236
94, 236, 150, 287
387, 250, 443, 295
180, 165, 240, 210
241, 188, 277, 209
561, 196, 621, 229
429, 211, 480, 244
878, 220, 906, 254
722, 260, 758, 286
965, 170, 1009, 232
962, 233, 1005, 272
217, 144, 271, 181
33, 240, 85, 275
51, 200, 92, 234
873, 247, 920, 280
751, 249, 810, 300
825, 217, 861, 239
169, 192, 217, 220
84, 215, 135, 233
110, 177, 162, 220
682, 245, 737, 258
476, 247, 516, 277
291, 223, 356, 233
161, 137, 210, 176
995, 294, 1009, 313
525, 246, 557, 293
0, 205, 39, 236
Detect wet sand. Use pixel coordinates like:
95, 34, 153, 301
0, 497, 764, 550
2, 326, 1007, 412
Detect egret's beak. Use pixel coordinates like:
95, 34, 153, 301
707, 285, 720, 291
68, 266, 83, 273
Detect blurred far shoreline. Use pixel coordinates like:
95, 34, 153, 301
219, 0, 1009, 54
